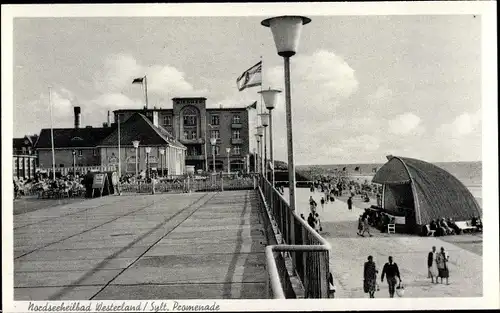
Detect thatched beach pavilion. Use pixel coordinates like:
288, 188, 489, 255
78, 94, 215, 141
372, 155, 481, 233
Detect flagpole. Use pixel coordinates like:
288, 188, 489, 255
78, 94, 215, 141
117, 112, 121, 194
48, 86, 56, 180
259, 55, 267, 181
144, 75, 149, 110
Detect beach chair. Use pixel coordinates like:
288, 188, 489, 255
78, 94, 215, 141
455, 221, 476, 234
387, 224, 396, 234
424, 224, 436, 237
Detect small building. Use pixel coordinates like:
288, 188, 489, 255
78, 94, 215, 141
99, 112, 186, 176
372, 155, 481, 232
13, 135, 38, 180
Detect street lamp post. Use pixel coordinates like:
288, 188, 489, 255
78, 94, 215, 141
145, 147, 151, 180
159, 148, 165, 177
254, 133, 260, 173
226, 147, 231, 174
261, 15, 311, 214
257, 126, 264, 177
132, 140, 140, 178
72, 150, 76, 177
260, 113, 270, 181
259, 88, 281, 187
210, 137, 217, 174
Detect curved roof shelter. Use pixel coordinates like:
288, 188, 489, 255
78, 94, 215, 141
372, 156, 481, 225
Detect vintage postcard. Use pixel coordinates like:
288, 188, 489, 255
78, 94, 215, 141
2, 1, 498, 312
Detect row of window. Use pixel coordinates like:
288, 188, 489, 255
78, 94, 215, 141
182, 130, 242, 140
187, 145, 242, 156
161, 114, 242, 127
210, 114, 241, 125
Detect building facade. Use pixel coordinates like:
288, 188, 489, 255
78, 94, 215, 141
34, 107, 187, 177
113, 97, 250, 172
13, 135, 38, 179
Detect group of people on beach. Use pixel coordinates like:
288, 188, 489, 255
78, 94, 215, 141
363, 255, 402, 298
362, 245, 451, 298
428, 216, 482, 236
427, 246, 450, 285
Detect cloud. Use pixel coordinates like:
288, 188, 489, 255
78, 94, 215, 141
367, 85, 393, 104
388, 113, 422, 135
438, 109, 481, 137
95, 53, 207, 97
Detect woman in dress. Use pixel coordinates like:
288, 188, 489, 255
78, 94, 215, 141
428, 246, 439, 284
436, 246, 450, 285
364, 255, 378, 298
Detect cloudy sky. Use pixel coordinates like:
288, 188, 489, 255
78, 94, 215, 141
12, 13, 483, 164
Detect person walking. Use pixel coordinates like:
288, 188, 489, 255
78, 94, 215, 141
436, 246, 450, 285
320, 197, 325, 209
347, 196, 353, 211
314, 213, 323, 233
381, 256, 402, 298
364, 255, 378, 298
357, 215, 364, 236
307, 212, 316, 229
428, 246, 439, 283
360, 215, 373, 237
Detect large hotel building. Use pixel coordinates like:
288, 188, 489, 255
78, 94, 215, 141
113, 97, 250, 173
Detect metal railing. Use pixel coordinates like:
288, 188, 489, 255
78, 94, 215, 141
258, 176, 332, 299
119, 173, 257, 194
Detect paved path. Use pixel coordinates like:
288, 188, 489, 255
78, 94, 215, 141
14, 190, 267, 300
285, 188, 483, 298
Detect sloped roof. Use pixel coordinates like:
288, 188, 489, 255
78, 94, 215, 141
35, 127, 116, 149
99, 113, 185, 149
373, 156, 481, 225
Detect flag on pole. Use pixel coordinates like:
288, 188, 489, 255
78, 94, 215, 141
246, 101, 257, 110
132, 77, 144, 84
236, 61, 262, 91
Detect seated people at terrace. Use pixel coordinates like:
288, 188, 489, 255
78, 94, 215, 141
471, 216, 483, 231
439, 218, 454, 235
446, 218, 461, 235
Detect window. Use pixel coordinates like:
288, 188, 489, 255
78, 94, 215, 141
93, 149, 97, 156
22, 147, 27, 154
211, 130, 220, 139
211, 115, 220, 126
78, 150, 83, 156
215, 146, 220, 156
183, 131, 189, 139
191, 130, 197, 139
183, 115, 197, 126
233, 145, 241, 155
60, 164, 64, 167
232, 115, 241, 124
232, 129, 241, 139
163, 115, 172, 126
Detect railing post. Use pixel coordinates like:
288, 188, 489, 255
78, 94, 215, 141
319, 250, 329, 298
221, 174, 224, 191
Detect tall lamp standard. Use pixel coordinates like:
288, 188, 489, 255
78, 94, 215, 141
259, 88, 281, 187
72, 150, 76, 177
226, 147, 231, 174
254, 133, 261, 173
159, 148, 165, 177
132, 140, 140, 178
261, 15, 311, 214
259, 113, 270, 180
257, 126, 264, 176
210, 137, 217, 174
145, 147, 151, 180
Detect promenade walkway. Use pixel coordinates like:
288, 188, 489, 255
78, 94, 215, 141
13, 190, 268, 300
285, 187, 483, 298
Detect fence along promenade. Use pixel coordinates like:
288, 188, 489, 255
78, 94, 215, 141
258, 176, 332, 298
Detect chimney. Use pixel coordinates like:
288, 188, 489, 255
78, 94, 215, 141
107, 111, 111, 126
74, 106, 81, 129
